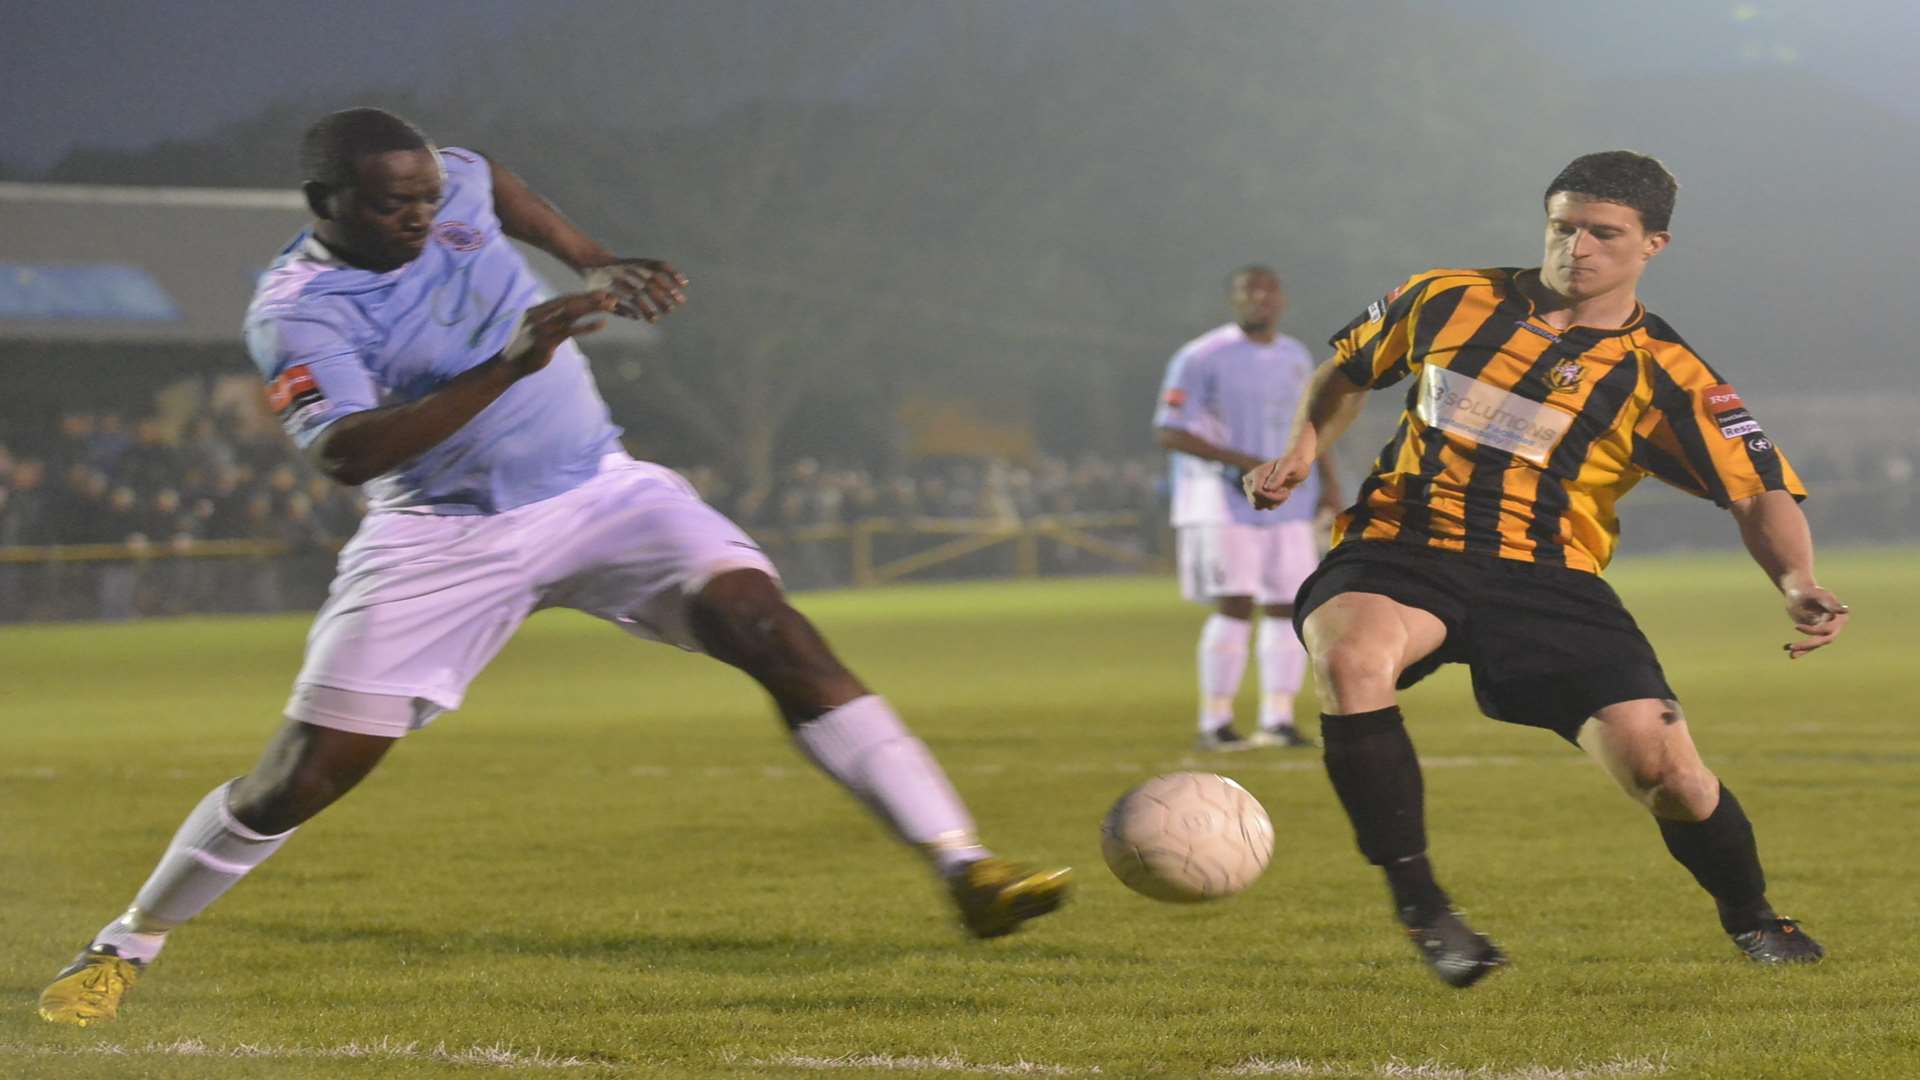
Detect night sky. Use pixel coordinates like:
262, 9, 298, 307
6, 0, 1918, 174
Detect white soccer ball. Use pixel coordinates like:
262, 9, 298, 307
1100, 771, 1274, 903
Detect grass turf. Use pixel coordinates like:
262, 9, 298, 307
4, 547, 1917, 1078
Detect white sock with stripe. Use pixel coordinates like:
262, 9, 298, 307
90, 780, 295, 964
791, 695, 988, 876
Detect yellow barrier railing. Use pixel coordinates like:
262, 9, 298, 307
761, 512, 1164, 586
0, 538, 295, 563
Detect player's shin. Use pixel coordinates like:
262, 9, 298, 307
791, 695, 987, 875
1656, 782, 1774, 933
1198, 614, 1252, 732
89, 780, 296, 964
1320, 706, 1449, 917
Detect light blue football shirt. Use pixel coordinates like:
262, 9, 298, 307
1152, 323, 1318, 526
245, 146, 621, 515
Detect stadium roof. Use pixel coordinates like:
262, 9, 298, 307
0, 182, 655, 347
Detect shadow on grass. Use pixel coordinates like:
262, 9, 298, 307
220, 917, 1098, 975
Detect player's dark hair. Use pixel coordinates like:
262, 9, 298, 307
1228, 264, 1280, 291
301, 108, 431, 190
1543, 151, 1678, 233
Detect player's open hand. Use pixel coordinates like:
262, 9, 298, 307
1782, 585, 1849, 659
503, 291, 618, 378
1243, 453, 1313, 510
583, 258, 688, 323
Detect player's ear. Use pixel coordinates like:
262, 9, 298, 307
303, 181, 337, 221
1643, 230, 1670, 259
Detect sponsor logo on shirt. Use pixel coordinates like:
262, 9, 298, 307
266, 363, 328, 436
266, 364, 321, 413
1747, 435, 1773, 453
1416, 365, 1573, 467
1361, 284, 1405, 326
1705, 382, 1763, 439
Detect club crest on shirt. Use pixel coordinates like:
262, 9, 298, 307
1162, 388, 1187, 409
1547, 358, 1583, 393
434, 220, 486, 252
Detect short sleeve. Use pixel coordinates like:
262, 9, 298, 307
246, 301, 380, 449
1152, 348, 1210, 434
1632, 351, 1805, 507
1328, 273, 1433, 390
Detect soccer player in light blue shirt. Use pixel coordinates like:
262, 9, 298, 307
245, 144, 622, 514
1154, 266, 1342, 752
38, 109, 1069, 1025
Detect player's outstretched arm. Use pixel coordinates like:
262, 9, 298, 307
310, 292, 616, 485
1728, 489, 1850, 659
1244, 357, 1367, 509
489, 159, 688, 323
1155, 427, 1266, 474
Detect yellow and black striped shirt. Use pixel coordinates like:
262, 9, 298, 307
1330, 267, 1804, 574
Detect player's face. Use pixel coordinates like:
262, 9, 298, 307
1229, 271, 1285, 331
1538, 193, 1668, 301
327, 149, 445, 271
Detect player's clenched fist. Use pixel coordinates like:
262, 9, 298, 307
1242, 453, 1313, 510
584, 258, 689, 323
502, 291, 618, 377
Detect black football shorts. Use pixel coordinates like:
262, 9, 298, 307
1293, 540, 1676, 744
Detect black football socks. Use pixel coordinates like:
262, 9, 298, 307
1321, 706, 1450, 919
1657, 782, 1775, 934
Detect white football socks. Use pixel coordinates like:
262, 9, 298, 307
1197, 614, 1252, 732
90, 780, 295, 964
1257, 617, 1308, 732
791, 695, 987, 876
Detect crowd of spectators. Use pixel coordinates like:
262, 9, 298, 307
0, 404, 1172, 620
0, 406, 361, 619
8, 397, 1915, 622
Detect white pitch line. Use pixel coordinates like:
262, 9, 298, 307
0, 1042, 1670, 1078
1220, 1056, 1669, 1079
749, 1053, 1096, 1075
0, 1037, 612, 1070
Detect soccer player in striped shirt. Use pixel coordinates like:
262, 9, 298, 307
1245, 151, 1848, 986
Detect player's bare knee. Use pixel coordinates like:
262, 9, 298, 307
688, 569, 787, 657
1314, 639, 1398, 700
690, 570, 864, 712
1608, 754, 1717, 820
229, 722, 390, 834
1648, 766, 1721, 822
1216, 596, 1254, 620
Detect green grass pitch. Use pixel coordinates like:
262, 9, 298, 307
4, 548, 1917, 1078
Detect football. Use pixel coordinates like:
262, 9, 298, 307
1100, 771, 1274, 902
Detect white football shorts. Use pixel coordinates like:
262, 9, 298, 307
1176, 520, 1319, 607
286, 453, 777, 738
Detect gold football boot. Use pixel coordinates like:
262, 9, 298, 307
38, 945, 144, 1026
948, 858, 1072, 939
